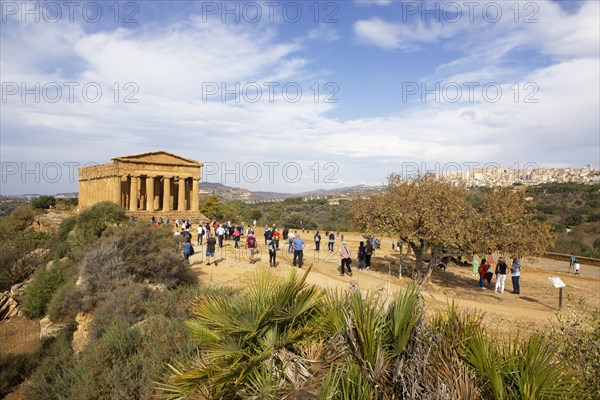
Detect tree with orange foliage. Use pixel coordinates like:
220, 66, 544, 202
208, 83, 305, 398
352, 174, 556, 282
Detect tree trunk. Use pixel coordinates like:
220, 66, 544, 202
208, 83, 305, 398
410, 241, 425, 281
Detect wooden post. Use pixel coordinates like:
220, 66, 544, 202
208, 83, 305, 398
559, 287, 563, 309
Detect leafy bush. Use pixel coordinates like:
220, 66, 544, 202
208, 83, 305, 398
49, 216, 77, 259
25, 286, 202, 400
563, 213, 584, 227
21, 262, 65, 319
70, 201, 127, 250
0, 352, 35, 397
588, 213, 600, 222
88, 284, 150, 337
79, 241, 128, 300
47, 280, 81, 323
79, 223, 183, 305
31, 196, 56, 209
0, 235, 46, 291
0, 206, 47, 290
0, 205, 37, 237
548, 308, 600, 399
25, 331, 77, 400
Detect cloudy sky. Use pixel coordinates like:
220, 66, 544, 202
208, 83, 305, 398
1, 0, 598, 194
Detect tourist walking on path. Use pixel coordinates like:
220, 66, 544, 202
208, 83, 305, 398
339, 241, 352, 276
272, 228, 281, 249
205, 234, 216, 266
478, 258, 489, 289
511, 258, 521, 294
328, 232, 335, 251
288, 230, 296, 254
216, 225, 225, 248
233, 227, 241, 248
197, 224, 204, 245
182, 241, 194, 267
282, 227, 289, 242
314, 231, 321, 252
494, 257, 508, 293
569, 254, 575, 271
292, 234, 305, 268
246, 233, 257, 264
358, 241, 366, 270
268, 240, 277, 267
365, 240, 374, 268
472, 254, 480, 276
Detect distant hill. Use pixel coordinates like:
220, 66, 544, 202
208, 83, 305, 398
200, 182, 384, 202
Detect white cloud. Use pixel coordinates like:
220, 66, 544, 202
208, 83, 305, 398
353, 17, 455, 50
0, 1, 598, 194
308, 25, 340, 42
353, 0, 393, 6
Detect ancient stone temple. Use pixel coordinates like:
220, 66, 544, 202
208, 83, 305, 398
78, 151, 204, 217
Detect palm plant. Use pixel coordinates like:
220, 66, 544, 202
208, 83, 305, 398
159, 268, 324, 399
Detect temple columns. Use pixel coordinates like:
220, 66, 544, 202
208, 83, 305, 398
163, 177, 171, 211
114, 176, 121, 206
129, 176, 138, 211
191, 179, 199, 211
177, 177, 186, 211
146, 176, 155, 212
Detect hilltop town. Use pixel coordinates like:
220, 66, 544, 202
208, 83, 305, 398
444, 165, 599, 188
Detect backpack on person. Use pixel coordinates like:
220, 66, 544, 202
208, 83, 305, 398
248, 237, 255, 247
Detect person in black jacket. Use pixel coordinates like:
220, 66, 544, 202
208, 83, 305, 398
314, 231, 321, 252
494, 257, 508, 293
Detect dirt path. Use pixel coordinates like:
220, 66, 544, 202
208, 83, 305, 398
187, 232, 600, 335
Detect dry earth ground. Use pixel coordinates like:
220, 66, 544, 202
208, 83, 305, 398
185, 230, 600, 337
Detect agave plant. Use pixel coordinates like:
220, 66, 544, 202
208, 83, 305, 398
314, 284, 425, 399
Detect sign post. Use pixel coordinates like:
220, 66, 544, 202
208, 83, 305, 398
548, 276, 566, 309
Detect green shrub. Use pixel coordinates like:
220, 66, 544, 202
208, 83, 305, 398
47, 280, 81, 323
25, 331, 76, 400
31, 196, 56, 209
588, 213, 600, 222
88, 284, 150, 338
70, 201, 127, 250
79, 241, 128, 300
0, 206, 47, 290
21, 262, 65, 319
0, 206, 37, 237
26, 293, 197, 400
49, 217, 77, 259
79, 223, 183, 300
563, 213, 584, 227
0, 352, 35, 397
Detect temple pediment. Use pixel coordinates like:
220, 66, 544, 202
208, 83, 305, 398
112, 151, 203, 167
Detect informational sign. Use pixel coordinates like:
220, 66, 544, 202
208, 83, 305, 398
548, 276, 566, 288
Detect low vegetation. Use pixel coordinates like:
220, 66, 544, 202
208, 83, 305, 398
527, 183, 600, 258
1, 184, 598, 399
202, 195, 353, 232
21, 261, 65, 319
160, 268, 591, 399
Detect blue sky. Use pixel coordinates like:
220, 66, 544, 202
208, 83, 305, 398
1, 0, 598, 194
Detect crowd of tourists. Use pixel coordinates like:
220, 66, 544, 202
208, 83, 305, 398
167, 217, 385, 276
473, 254, 522, 294
155, 216, 560, 294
